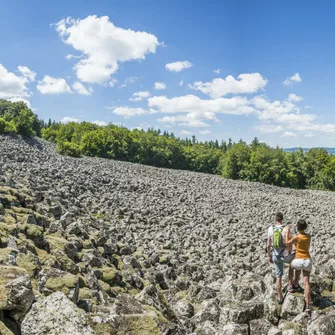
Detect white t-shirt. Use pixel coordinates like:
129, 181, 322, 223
268, 224, 289, 257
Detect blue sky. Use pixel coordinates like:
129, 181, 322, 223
1, 0, 335, 147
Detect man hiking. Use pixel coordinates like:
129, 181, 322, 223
267, 212, 295, 304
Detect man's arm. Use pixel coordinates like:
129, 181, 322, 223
267, 237, 273, 263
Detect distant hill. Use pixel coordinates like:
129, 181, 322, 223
284, 147, 335, 155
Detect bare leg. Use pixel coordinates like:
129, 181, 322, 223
276, 277, 283, 300
288, 263, 294, 286
294, 269, 301, 286
303, 270, 311, 306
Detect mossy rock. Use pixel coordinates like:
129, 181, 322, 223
122, 315, 161, 335
0, 248, 17, 264
0, 321, 14, 335
282, 321, 305, 334
46, 234, 68, 251
10, 206, 32, 215
128, 288, 139, 296
112, 254, 123, 270
35, 247, 57, 267
0, 266, 28, 310
0, 266, 28, 286
2, 214, 16, 225
98, 280, 111, 294
16, 252, 40, 277
82, 240, 94, 249
0, 194, 16, 207
78, 274, 88, 288
52, 248, 79, 274
20, 224, 44, 247
45, 273, 78, 295
89, 321, 117, 335
175, 290, 189, 301
101, 266, 120, 285
78, 287, 94, 300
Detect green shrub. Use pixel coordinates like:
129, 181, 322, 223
57, 141, 81, 157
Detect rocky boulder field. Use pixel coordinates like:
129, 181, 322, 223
0, 135, 335, 335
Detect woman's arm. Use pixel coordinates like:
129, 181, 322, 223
285, 226, 292, 252
286, 235, 298, 246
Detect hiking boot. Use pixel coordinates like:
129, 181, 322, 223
293, 284, 304, 293
287, 285, 295, 293
305, 305, 313, 313
277, 298, 284, 305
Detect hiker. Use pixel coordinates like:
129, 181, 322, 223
267, 212, 295, 304
286, 219, 313, 312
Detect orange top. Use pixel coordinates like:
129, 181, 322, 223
288, 233, 311, 259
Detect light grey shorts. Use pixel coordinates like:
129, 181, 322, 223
292, 258, 312, 272
273, 253, 295, 278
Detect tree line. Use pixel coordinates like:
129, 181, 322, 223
1, 99, 335, 191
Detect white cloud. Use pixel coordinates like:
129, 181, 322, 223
158, 115, 211, 128
37, 76, 72, 94
191, 73, 267, 98
109, 79, 117, 87
0, 64, 31, 98
129, 91, 151, 101
288, 93, 303, 102
61, 116, 79, 123
7, 97, 31, 109
180, 130, 192, 136
66, 54, 82, 60
55, 16, 160, 84
281, 131, 297, 138
179, 80, 184, 86
199, 130, 211, 135
305, 105, 312, 109
305, 133, 316, 138
213, 68, 220, 74
165, 61, 193, 72
148, 94, 252, 116
283, 73, 302, 86
72, 81, 93, 95
17, 66, 36, 82
154, 82, 166, 90
92, 120, 107, 126
258, 124, 284, 133
112, 106, 152, 118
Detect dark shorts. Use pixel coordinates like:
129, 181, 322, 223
273, 253, 295, 277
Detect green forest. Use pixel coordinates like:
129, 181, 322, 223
1, 99, 335, 191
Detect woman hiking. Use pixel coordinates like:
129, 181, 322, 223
286, 219, 313, 313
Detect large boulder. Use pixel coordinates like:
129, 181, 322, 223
307, 310, 335, 335
249, 318, 273, 335
0, 266, 34, 313
219, 322, 249, 335
280, 293, 305, 320
21, 291, 94, 335
219, 300, 264, 325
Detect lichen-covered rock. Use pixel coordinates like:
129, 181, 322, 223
219, 300, 264, 325
249, 318, 273, 335
191, 298, 220, 326
307, 310, 335, 335
38, 268, 79, 302
281, 321, 307, 335
0, 266, 34, 312
21, 291, 94, 335
280, 293, 306, 320
219, 322, 249, 335
0, 321, 14, 335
